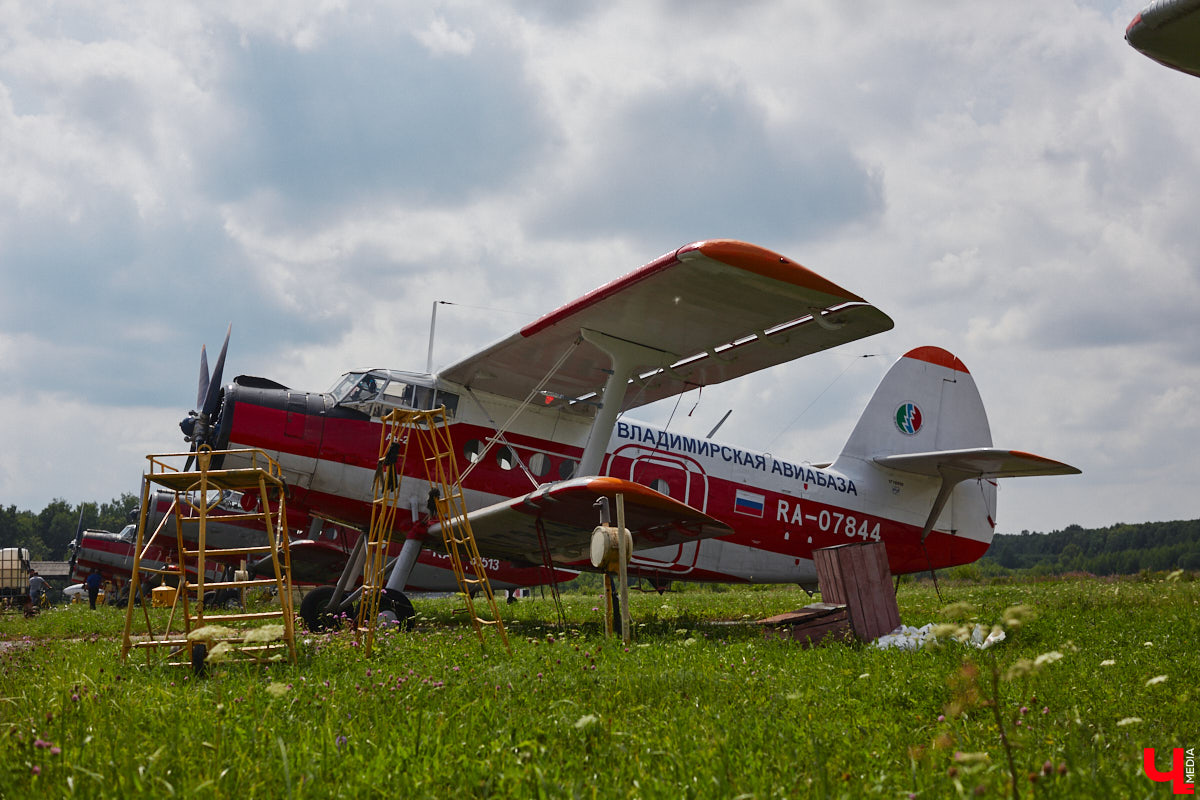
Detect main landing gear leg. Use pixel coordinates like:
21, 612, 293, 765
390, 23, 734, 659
379, 536, 423, 632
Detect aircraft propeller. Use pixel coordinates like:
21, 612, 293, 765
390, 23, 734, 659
179, 324, 231, 470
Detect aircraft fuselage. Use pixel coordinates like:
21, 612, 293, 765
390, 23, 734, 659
213, 370, 992, 588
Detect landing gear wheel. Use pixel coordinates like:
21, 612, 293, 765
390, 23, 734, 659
299, 585, 342, 632
380, 590, 416, 632
192, 643, 208, 677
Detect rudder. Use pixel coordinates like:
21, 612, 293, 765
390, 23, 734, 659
836, 346, 993, 465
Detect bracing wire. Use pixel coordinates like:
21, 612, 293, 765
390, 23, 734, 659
761, 353, 884, 452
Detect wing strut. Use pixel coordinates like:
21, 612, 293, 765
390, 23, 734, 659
918, 467, 967, 543
577, 329, 676, 477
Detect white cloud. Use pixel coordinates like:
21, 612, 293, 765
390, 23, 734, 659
415, 17, 476, 57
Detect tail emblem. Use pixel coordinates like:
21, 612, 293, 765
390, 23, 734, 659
894, 403, 923, 435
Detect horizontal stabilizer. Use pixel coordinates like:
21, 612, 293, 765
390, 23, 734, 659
432, 476, 733, 565
874, 448, 1081, 480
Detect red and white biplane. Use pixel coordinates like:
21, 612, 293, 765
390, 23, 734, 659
178, 240, 1078, 629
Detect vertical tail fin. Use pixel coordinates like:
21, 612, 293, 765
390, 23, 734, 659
836, 346, 992, 464
833, 346, 1078, 569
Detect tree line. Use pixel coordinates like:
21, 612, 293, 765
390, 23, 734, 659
0, 495, 140, 561
3, 494, 1198, 576
983, 519, 1200, 575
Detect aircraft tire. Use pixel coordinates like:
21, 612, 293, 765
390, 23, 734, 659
191, 643, 207, 677
380, 591, 416, 632
299, 585, 341, 632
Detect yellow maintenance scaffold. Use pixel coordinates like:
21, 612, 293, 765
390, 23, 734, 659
120, 447, 296, 671
357, 407, 510, 655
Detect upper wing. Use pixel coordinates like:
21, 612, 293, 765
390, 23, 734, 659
438, 240, 893, 413
433, 476, 734, 565
874, 448, 1081, 479
1127, 0, 1200, 78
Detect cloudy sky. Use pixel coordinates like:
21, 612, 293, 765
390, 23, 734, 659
2, 1, 1196, 535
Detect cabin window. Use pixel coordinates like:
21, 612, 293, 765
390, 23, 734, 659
650, 478, 670, 496
559, 460, 577, 480
463, 440, 482, 464
496, 446, 515, 471
528, 453, 552, 478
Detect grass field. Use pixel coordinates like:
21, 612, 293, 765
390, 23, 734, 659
1, 574, 1197, 798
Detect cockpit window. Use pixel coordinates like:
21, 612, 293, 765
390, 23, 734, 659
331, 370, 458, 418
329, 372, 368, 404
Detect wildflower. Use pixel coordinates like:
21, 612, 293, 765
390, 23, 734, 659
207, 642, 233, 663
1146, 675, 1168, 687
1167, 569, 1183, 582
939, 601, 977, 621
1002, 604, 1035, 629
244, 625, 285, 644
1004, 658, 1035, 681
1034, 651, 1063, 667
50, 746, 61, 755
931, 623, 970, 642
188, 625, 237, 641
574, 714, 598, 730
954, 751, 991, 765
266, 682, 289, 698
335, 735, 347, 751
1100, 659, 1115, 667
1116, 717, 1142, 726
31, 766, 40, 776
34, 739, 52, 749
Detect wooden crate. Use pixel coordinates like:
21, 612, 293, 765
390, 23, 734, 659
759, 602, 853, 647
813, 542, 901, 642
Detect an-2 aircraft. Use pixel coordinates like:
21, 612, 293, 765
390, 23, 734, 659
179, 239, 1078, 630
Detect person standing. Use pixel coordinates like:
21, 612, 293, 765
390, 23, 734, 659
85, 570, 102, 609
26, 570, 48, 616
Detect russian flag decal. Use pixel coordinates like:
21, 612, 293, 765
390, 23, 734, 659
734, 489, 765, 517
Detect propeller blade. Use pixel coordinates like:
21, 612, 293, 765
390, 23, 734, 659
201, 324, 231, 419
196, 343, 210, 411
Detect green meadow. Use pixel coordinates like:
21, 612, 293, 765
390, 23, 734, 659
1, 575, 1197, 799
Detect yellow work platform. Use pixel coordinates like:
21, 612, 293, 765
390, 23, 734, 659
120, 447, 296, 671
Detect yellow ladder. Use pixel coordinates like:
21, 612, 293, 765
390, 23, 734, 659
357, 408, 509, 653
356, 416, 414, 654
120, 447, 296, 670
